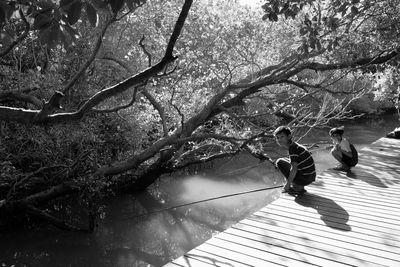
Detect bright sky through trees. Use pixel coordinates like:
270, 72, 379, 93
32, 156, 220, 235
237, 0, 262, 7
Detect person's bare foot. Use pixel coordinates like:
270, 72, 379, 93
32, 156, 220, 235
333, 164, 350, 172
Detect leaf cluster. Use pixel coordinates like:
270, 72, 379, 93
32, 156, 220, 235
0, 0, 145, 48
261, 0, 365, 54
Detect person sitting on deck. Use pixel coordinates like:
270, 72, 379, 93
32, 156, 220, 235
273, 126, 316, 196
329, 126, 358, 172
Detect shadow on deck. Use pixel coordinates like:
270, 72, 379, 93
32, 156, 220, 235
165, 137, 400, 267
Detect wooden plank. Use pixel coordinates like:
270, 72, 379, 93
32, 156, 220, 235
315, 172, 400, 190
238, 218, 400, 254
192, 243, 285, 267
274, 197, 400, 226
165, 137, 400, 267
206, 234, 352, 267
277, 192, 400, 221
294, 191, 400, 215
164, 263, 186, 267
277, 190, 399, 219
256, 208, 400, 241
314, 172, 400, 190
268, 198, 400, 232
165, 254, 230, 267
315, 173, 400, 191
224, 226, 400, 266
308, 182, 399, 203
294, 188, 400, 213
250, 211, 400, 247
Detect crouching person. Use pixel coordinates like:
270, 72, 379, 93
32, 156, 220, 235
329, 126, 358, 172
274, 126, 316, 196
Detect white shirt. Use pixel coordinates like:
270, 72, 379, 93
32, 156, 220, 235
339, 138, 351, 153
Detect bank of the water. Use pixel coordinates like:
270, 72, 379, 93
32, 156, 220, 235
0, 113, 398, 267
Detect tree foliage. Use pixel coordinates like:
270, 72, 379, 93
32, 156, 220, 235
0, 0, 146, 48
1, 0, 400, 231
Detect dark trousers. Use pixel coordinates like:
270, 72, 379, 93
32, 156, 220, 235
276, 158, 314, 186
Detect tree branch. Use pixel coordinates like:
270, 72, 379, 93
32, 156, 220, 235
61, 13, 117, 95
0, 0, 194, 125
163, 0, 193, 61
302, 49, 399, 72
172, 133, 245, 145
212, 47, 400, 117
24, 204, 92, 232
283, 79, 363, 95
174, 151, 239, 170
92, 87, 139, 113
1, 182, 80, 230
139, 35, 152, 67
0, 90, 42, 107
141, 89, 168, 136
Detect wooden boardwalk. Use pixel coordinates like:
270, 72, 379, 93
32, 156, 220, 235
164, 137, 400, 267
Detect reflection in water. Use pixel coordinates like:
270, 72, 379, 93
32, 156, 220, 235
0, 114, 398, 267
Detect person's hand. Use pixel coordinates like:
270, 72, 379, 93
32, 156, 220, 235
282, 183, 291, 192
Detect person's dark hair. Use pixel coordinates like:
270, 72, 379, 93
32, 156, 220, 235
329, 126, 344, 136
274, 126, 292, 136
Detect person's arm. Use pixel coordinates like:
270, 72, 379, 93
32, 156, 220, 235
283, 162, 298, 190
337, 144, 353, 158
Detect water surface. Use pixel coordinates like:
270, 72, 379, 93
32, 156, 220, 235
0, 113, 398, 267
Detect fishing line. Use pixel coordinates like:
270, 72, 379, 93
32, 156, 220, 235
123, 154, 286, 220
216, 161, 270, 176
123, 144, 328, 220
123, 184, 284, 220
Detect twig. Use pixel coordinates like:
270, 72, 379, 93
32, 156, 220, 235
139, 35, 152, 67
92, 87, 139, 113
6, 165, 68, 200
141, 89, 168, 136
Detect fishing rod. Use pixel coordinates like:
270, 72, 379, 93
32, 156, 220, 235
123, 152, 284, 220
123, 184, 284, 220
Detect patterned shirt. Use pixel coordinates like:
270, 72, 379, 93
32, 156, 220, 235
289, 142, 316, 177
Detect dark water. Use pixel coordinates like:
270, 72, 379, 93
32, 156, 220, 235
0, 113, 398, 267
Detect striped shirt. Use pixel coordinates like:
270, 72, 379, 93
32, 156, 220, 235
289, 142, 316, 177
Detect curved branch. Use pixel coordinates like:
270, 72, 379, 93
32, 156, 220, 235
141, 89, 168, 136
171, 101, 185, 128
175, 151, 239, 170
92, 87, 139, 113
0, 59, 174, 124
1, 182, 79, 212
24, 205, 92, 232
0, 90, 42, 107
0, 106, 38, 123
302, 49, 399, 72
283, 79, 365, 95
173, 133, 245, 145
213, 48, 400, 117
0, 0, 194, 125
94, 133, 178, 176
139, 35, 152, 67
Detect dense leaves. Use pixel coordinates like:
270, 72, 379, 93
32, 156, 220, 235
1, 0, 400, 232
0, 0, 146, 48
262, 0, 366, 54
